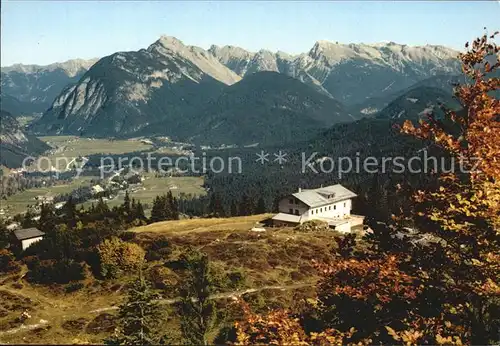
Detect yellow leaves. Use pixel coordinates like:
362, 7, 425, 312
385, 326, 400, 341
419, 271, 430, 279
436, 334, 463, 346
234, 303, 311, 345
386, 326, 424, 345
306, 298, 319, 308
309, 327, 359, 345
401, 330, 424, 345
477, 278, 500, 295
471, 258, 483, 266
97, 237, 145, 278
400, 120, 416, 134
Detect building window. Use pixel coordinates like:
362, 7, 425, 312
334, 205, 336, 210
289, 198, 294, 204
289, 208, 293, 214
344, 202, 346, 207
329, 206, 331, 210
294, 209, 299, 215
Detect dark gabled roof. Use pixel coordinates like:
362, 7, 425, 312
14, 228, 45, 241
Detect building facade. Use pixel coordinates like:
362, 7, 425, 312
12, 228, 45, 251
272, 184, 358, 232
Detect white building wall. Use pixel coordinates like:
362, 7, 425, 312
307, 199, 352, 219
21, 236, 43, 250
279, 196, 352, 223
278, 197, 309, 220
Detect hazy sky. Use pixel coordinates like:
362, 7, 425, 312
1, 1, 499, 66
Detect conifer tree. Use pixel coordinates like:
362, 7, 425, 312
38, 203, 57, 234
123, 190, 131, 214
256, 197, 266, 214
238, 193, 254, 216
0, 220, 9, 249
150, 195, 167, 223
135, 200, 146, 221
105, 274, 166, 345
178, 250, 216, 345
63, 196, 78, 228
166, 191, 179, 220
209, 193, 225, 217
150, 196, 160, 223
95, 197, 110, 216
230, 200, 238, 216
272, 194, 281, 213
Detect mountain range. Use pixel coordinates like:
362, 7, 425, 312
2, 35, 463, 146
209, 40, 460, 104
1, 58, 98, 116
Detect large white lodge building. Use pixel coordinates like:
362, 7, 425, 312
272, 184, 362, 233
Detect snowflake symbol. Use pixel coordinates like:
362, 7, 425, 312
255, 150, 270, 164
273, 150, 287, 164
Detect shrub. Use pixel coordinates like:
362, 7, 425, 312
65, 282, 85, 293
146, 237, 171, 261
62, 318, 88, 332
86, 313, 116, 334
0, 249, 20, 274
11, 282, 23, 290
27, 258, 87, 284
149, 265, 178, 289
119, 231, 137, 242
295, 220, 330, 232
98, 237, 145, 278
227, 269, 246, 290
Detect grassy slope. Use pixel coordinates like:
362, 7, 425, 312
0, 215, 344, 344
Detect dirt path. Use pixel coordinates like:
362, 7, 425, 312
0, 282, 312, 337
90, 282, 312, 313
0, 319, 49, 337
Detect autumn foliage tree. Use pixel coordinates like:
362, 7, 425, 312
398, 31, 500, 343
234, 300, 358, 345
98, 236, 146, 278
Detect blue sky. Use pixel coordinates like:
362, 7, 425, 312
1, 1, 499, 66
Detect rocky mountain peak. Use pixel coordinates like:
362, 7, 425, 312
308, 40, 359, 65
156, 35, 185, 48
208, 45, 253, 60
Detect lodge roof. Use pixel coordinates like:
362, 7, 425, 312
14, 228, 45, 241
292, 184, 357, 208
